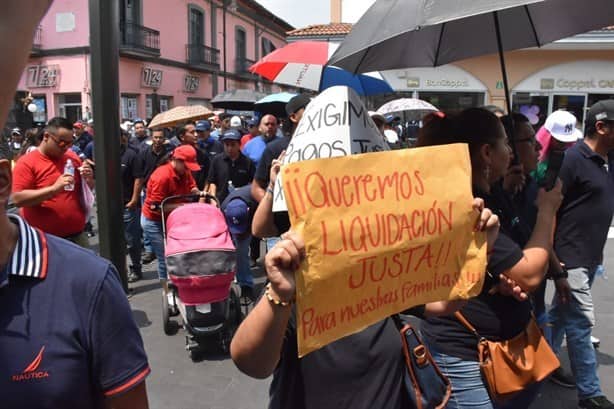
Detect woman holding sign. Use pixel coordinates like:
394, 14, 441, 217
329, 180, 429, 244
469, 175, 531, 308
418, 108, 563, 409
230, 201, 500, 409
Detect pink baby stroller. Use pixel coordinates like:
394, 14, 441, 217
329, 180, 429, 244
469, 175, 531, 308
161, 194, 242, 359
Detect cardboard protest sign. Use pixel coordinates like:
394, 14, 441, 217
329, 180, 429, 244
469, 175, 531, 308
284, 144, 487, 357
272, 86, 389, 212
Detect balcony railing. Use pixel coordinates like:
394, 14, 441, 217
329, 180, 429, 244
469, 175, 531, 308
31, 26, 42, 54
235, 57, 256, 75
120, 21, 160, 55
186, 44, 220, 67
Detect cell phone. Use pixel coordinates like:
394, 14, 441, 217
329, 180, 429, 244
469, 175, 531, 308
540, 149, 565, 191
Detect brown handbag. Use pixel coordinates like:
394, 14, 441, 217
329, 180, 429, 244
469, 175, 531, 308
455, 312, 560, 402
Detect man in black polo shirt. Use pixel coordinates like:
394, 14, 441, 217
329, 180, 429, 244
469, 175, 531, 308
549, 101, 614, 409
207, 129, 255, 204
136, 128, 170, 264
120, 129, 145, 283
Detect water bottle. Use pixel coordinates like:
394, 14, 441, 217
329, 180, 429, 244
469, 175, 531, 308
64, 159, 75, 191
228, 180, 235, 194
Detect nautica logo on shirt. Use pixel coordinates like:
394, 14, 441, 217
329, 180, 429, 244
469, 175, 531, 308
11, 346, 49, 382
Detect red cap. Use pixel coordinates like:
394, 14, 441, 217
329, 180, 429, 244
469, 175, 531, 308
172, 145, 201, 171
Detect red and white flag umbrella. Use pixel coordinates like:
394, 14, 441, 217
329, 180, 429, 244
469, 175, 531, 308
249, 41, 392, 96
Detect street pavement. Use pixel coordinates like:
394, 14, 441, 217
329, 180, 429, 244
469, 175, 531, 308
88, 231, 614, 409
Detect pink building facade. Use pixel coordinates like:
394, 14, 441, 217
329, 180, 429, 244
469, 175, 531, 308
13, 0, 291, 126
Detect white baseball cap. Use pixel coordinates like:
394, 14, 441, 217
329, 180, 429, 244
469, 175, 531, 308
230, 115, 242, 128
544, 110, 582, 143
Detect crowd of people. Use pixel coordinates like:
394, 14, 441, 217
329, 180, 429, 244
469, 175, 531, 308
4, 90, 614, 409
230, 101, 614, 409
2, 2, 614, 409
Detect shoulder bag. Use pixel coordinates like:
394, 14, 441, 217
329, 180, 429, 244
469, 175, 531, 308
392, 315, 451, 409
454, 311, 560, 402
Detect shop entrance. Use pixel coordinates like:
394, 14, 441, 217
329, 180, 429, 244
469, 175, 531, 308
552, 94, 586, 127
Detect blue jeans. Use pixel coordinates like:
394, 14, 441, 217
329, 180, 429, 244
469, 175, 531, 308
426, 340, 541, 409
141, 215, 166, 279
124, 207, 142, 274
232, 233, 253, 288
550, 266, 602, 400
140, 190, 152, 253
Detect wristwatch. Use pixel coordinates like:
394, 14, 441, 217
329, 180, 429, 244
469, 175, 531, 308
549, 267, 568, 280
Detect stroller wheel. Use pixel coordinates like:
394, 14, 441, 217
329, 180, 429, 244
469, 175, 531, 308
162, 290, 177, 336
220, 290, 241, 354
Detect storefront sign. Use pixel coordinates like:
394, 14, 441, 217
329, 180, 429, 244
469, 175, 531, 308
184, 74, 200, 93
407, 77, 420, 88
26, 65, 60, 88
515, 61, 614, 94
424, 79, 469, 88
383, 65, 487, 92
141, 67, 163, 88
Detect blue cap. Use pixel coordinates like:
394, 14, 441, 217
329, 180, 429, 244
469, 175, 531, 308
224, 199, 250, 235
195, 120, 211, 131
385, 115, 400, 124
221, 129, 241, 141
246, 118, 258, 127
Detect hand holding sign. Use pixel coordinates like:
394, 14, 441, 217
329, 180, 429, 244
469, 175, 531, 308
265, 86, 488, 356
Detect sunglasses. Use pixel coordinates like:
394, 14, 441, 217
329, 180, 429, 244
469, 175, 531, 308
48, 133, 73, 149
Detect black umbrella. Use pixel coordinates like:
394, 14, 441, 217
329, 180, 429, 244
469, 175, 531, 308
328, 0, 614, 117
211, 89, 266, 111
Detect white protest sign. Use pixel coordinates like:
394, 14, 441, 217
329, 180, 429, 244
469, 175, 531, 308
273, 86, 390, 212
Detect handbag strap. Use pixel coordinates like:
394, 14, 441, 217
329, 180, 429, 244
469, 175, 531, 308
454, 311, 483, 340
392, 314, 404, 331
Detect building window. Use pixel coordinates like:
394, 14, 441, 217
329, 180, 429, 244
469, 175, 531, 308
32, 96, 47, 124
261, 37, 276, 57
235, 27, 246, 61
189, 7, 204, 46
121, 95, 138, 121
146, 95, 172, 120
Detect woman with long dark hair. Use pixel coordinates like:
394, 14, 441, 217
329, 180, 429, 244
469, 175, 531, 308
418, 108, 563, 409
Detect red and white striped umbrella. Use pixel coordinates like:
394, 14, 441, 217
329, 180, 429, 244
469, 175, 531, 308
249, 41, 392, 96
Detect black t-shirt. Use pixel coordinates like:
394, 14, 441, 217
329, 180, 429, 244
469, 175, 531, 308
254, 137, 290, 187
421, 232, 527, 361
120, 144, 142, 204
513, 177, 539, 237
136, 144, 171, 186
207, 152, 255, 204
488, 182, 532, 248
269, 313, 409, 409
193, 145, 211, 191
555, 141, 614, 269
254, 138, 292, 235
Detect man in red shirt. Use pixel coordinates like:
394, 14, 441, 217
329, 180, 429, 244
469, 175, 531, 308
141, 145, 202, 295
11, 117, 94, 247
240, 118, 260, 149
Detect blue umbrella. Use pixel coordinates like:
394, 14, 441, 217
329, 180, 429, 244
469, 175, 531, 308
254, 92, 298, 117
319, 67, 393, 96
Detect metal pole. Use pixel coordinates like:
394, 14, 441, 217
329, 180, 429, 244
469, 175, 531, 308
89, 0, 128, 290
493, 11, 518, 162
223, 1, 228, 91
